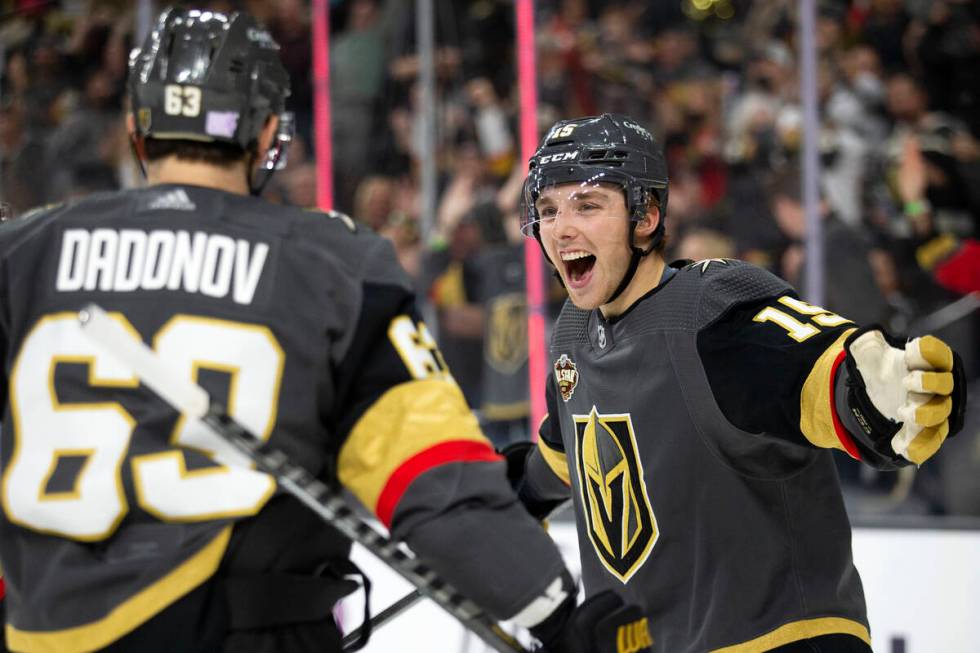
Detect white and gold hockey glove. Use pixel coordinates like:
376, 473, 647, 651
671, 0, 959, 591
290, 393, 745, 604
842, 327, 967, 466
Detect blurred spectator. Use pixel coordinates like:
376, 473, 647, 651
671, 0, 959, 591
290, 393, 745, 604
331, 0, 388, 212
353, 175, 396, 232
281, 162, 319, 209
462, 201, 525, 444
46, 68, 120, 199
881, 73, 979, 237
675, 227, 736, 262
857, 0, 911, 71
465, 78, 515, 179
422, 212, 485, 409
913, 0, 980, 135
269, 0, 313, 148
768, 170, 890, 326
0, 98, 47, 214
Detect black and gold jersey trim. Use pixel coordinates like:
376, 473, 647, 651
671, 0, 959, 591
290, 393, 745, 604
710, 617, 870, 652
6, 526, 232, 653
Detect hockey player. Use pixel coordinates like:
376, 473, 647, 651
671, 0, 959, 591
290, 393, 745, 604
0, 11, 650, 653
510, 114, 969, 652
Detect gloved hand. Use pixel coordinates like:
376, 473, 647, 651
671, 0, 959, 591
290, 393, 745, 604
502, 441, 535, 489
844, 328, 967, 465
500, 441, 567, 521
536, 591, 652, 653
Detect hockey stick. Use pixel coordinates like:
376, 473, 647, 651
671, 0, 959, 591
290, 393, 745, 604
77, 304, 529, 653
341, 589, 422, 649
341, 495, 574, 649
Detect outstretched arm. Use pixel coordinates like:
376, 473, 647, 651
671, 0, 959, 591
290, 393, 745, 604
698, 292, 966, 469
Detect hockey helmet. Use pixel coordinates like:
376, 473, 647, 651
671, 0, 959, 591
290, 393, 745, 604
521, 114, 669, 241
128, 8, 291, 162
521, 114, 670, 305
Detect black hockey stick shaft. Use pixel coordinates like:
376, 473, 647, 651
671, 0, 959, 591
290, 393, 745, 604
77, 304, 528, 653
341, 495, 575, 649
202, 409, 525, 653
341, 589, 422, 649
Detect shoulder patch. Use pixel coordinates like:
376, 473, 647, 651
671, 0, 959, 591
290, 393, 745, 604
684, 258, 731, 275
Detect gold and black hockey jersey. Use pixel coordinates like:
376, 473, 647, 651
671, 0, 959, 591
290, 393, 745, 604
0, 185, 567, 652
529, 259, 872, 652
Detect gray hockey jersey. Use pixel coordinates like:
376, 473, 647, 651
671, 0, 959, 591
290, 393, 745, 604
533, 259, 870, 652
0, 185, 568, 651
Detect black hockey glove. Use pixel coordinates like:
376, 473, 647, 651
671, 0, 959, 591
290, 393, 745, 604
501, 442, 567, 521
535, 590, 652, 653
842, 326, 967, 468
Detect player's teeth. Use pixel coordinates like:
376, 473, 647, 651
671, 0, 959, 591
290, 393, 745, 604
560, 252, 591, 261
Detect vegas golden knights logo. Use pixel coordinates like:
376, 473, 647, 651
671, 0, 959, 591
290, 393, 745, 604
573, 407, 658, 583
486, 293, 527, 374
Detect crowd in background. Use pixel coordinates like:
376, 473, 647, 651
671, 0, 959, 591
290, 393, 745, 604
1, 0, 978, 516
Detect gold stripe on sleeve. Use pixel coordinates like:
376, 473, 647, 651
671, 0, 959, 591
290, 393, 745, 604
710, 617, 870, 652
6, 526, 232, 653
338, 378, 491, 513
800, 329, 856, 450
537, 437, 571, 486
481, 400, 530, 421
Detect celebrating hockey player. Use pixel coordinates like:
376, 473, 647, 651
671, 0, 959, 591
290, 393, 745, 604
0, 10, 650, 653
508, 113, 969, 652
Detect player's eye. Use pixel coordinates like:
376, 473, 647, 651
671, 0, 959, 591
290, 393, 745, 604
538, 206, 558, 219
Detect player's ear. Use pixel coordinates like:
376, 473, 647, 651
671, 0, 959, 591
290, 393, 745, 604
634, 205, 660, 239
257, 114, 280, 156
126, 113, 147, 162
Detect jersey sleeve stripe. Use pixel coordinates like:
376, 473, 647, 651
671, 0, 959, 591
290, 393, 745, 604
5, 526, 231, 653
338, 378, 493, 522
375, 440, 502, 527
800, 328, 861, 457
829, 349, 862, 460
536, 436, 571, 486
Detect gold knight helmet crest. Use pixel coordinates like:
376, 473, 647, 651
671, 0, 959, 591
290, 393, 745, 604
554, 354, 579, 402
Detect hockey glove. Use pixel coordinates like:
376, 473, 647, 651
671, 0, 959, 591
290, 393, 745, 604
537, 590, 652, 653
844, 327, 967, 465
501, 442, 567, 522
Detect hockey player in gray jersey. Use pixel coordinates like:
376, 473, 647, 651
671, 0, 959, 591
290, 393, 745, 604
0, 11, 651, 653
508, 114, 969, 653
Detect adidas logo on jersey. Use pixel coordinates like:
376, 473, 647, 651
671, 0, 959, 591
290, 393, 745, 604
55, 228, 269, 305
146, 189, 197, 211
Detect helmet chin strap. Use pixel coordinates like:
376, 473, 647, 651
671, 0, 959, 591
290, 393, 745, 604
603, 217, 662, 305
247, 143, 282, 197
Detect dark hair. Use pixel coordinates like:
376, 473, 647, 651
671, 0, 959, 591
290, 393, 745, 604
767, 169, 802, 204
143, 138, 249, 167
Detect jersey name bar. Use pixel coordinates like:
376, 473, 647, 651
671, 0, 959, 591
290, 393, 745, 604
56, 228, 269, 305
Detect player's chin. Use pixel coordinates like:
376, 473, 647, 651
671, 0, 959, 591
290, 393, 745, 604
564, 282, 604, 311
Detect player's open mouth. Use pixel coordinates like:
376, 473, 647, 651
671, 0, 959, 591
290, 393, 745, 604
560, 251, 596, 288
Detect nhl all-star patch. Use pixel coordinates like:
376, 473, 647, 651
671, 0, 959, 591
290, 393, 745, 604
554, 354, 579, 402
